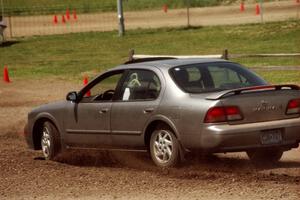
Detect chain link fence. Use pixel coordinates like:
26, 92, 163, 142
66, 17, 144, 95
0, 0, 299, 39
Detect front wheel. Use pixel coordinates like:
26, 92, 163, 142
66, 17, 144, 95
150, 128, 180, 167
247, 148, 283, 163
41, 121, 61, 160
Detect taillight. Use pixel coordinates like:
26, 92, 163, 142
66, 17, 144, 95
204, 106, 243, 123
286, 99, 300, 115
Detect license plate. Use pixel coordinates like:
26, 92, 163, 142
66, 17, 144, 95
260, 129, 282, 145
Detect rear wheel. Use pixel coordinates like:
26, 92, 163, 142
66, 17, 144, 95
247, 148, 283, 163
150, 127, 180, 167
41, 121, 61, 160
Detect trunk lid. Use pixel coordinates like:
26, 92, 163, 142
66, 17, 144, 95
207, 85, 300, 124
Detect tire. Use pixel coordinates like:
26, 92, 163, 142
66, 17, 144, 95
41, 121, 61, 160
247, 148, 283, 163
149, 127, 180, 167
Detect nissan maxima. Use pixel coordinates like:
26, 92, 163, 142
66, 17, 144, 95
24, 58, 300, 167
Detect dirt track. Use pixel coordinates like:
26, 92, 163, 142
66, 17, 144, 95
0, 79, 300, 200
3, 0, 300, 38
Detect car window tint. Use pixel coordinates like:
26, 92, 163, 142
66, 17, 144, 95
186, 67, 201, 82
82, 72, 123, 102
90, 73, 122, 96
170, 62, 267, 93
208, 66, 244, 89
119, 70, 161, 101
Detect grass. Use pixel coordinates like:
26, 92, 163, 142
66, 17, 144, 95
257, 70, 300, 84
2, 0, 228, 15
0, 20, 299, 84
1, 0, 264, 16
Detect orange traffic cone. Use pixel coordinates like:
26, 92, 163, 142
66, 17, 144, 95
83, 77, 91, 97
53, 15, 58, 24
240, 2, 245, 12
256, 4, 260, 15
66, 8, 70, 20
62, 15, 66, 24
163, 4, 168, 13
73, 9, 77, 21
3, 66, 10, 83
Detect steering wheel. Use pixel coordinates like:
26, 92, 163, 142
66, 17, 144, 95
93, 89, 115, 101
103, 89, 115, 96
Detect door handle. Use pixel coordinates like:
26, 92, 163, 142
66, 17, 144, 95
99, 108, 109, 114
143, 108, 154, 114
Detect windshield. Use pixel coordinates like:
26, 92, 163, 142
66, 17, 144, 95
169, 62, 267, 93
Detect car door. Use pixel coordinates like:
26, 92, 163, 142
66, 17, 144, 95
64, 70, 124, 148
110, 69, 163, 147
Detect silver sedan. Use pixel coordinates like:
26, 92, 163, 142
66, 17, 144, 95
24, 58, 300, 167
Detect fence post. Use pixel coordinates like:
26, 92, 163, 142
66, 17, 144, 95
260, 0, 264, 23
117, 0, 125, 36
1, 0, 4, 18
186, 0, 190, 27
297, 1, 300, 19
128, 49, 135, 61
8, 15, 12, 38
222, 49, 229, 60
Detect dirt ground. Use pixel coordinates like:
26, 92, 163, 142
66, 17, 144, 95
3, 0, 300, 38
0, 78, 300, 200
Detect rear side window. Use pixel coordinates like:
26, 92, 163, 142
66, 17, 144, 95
170, 62, 267, 93
118, 69, 161, 101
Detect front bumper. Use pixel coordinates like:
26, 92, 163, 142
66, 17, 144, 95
200, 117, 300, 152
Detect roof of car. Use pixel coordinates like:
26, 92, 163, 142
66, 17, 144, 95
114, 58, 231, 70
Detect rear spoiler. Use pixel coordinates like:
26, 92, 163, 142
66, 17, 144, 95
205, 85, 300, 100
133, 54, 223, 59
125, 49, 225, 64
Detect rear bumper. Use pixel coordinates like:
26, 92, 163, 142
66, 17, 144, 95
200, 117, 300, 152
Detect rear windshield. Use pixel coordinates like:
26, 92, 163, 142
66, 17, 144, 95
169, 62, 267, 93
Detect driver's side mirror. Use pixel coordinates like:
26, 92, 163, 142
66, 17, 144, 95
66, 91, 78, 102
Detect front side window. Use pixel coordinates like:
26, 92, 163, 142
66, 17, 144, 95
170, 62, 267, 93
118, 70, 161, 101
82, 71, 123, 102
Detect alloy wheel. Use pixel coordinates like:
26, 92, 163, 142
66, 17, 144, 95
153, 130, 174, 164
41, 126, 51, 159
